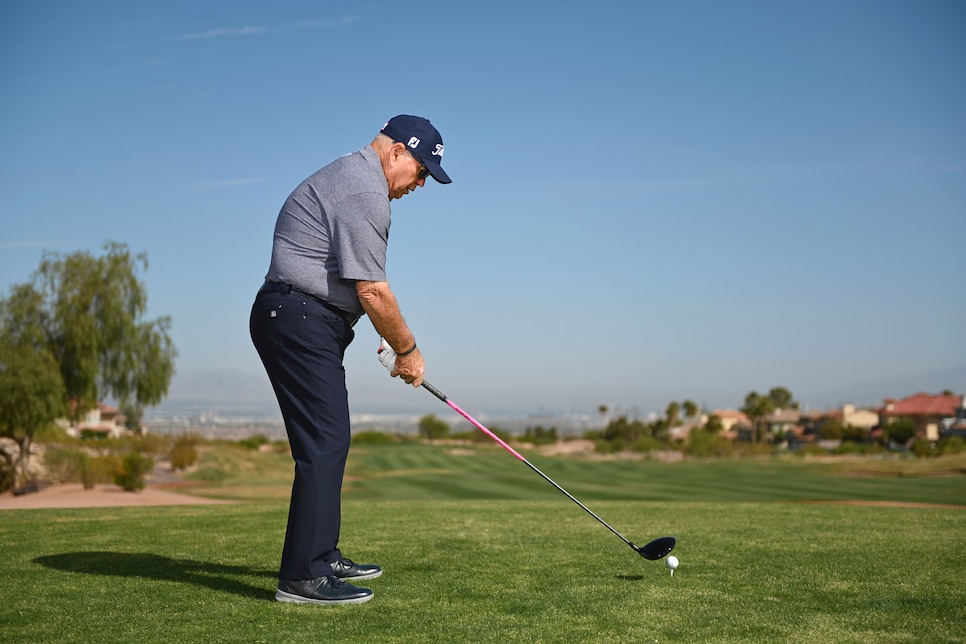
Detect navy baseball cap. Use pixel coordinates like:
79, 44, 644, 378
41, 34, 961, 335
381, 115, 452, 184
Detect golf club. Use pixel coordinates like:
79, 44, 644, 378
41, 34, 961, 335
420, 380, 676, 561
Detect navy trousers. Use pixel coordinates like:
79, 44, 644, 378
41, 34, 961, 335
250, 290, 355, 580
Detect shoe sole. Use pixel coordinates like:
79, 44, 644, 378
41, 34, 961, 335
335, 569, 383, 582
275, 588, 373, 605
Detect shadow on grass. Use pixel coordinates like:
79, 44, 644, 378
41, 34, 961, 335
34, 552, 276, 601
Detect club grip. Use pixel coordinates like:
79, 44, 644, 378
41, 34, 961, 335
421, 380, 447, 402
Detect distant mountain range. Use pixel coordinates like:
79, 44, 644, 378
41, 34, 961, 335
796, 364, 966, 411
148, 365, 966, 420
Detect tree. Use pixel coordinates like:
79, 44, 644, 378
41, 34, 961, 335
741, 391, 775, 444
885, 417, 917, 446
597, 405, 609, 429
818, 419, 844, 440
704, 414, 724, 434
739, 387, 799, 444
767, 386, 799, 410
0, 285, 67, 490
523, 425, 558, 445
418, 414, 449, 440
665, 401, 681, 427
682, 400, 699, 420
25, 242, 177, 423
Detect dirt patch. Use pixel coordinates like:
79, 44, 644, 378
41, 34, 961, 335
0, 483, 234, 510
538, 440, 596, 456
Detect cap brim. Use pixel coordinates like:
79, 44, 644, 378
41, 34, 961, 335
422, 159, 452, 184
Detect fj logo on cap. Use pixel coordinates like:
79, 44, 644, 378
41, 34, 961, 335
407, 136, 420, 149
432, 144, 444, 158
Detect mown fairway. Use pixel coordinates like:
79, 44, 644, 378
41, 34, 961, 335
187, 441, 966, 506
2, 443, 965, 642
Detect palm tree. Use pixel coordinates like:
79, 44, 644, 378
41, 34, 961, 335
682, 400, 699, 420
665, 401, 681, 428
741, 391, 775, 444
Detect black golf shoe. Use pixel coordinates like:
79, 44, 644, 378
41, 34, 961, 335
275, 575, 373, 605
330, 557, 383, 581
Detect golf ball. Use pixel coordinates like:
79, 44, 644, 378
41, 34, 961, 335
666, 555, 679, 570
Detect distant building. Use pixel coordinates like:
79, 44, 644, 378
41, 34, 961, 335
839, 404, 880, 430
59, 403, 132, 439
878, 392, 963, 442
709, 410, 749, 439
763, 409, 802, 443
941, 397, 966, 440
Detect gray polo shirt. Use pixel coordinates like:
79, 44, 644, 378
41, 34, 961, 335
264, 145, 390, 317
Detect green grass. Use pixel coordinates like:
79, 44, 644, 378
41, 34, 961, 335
2, 442, 965, 642
186, 442, 966, 506
2, 501, 964, 642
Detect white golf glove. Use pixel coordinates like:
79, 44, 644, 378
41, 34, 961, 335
377, 338, 396, 373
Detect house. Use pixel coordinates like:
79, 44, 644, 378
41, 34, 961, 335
878, 392, 963, 442
799, 404, 880, 443
61, 402, 131, 439
708, 410, 749, 439
764, 408, 802, 439
943, 398, 966, 439
840, 404, 880, 430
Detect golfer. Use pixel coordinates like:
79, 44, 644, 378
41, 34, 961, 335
250, 115, 452, 604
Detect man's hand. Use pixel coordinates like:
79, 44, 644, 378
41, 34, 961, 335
377, 338, 396, 372
377, 338, 424, 387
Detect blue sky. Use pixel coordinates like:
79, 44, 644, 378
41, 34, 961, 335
2, 1, 964, 417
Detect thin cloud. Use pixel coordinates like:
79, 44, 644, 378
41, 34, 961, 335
182, 16, 359, 41
194, 178, 268, 191
183, 26, 268, 41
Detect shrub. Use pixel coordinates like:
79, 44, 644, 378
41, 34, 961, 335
44, 448, 120, 489
44, 447, 89, 483
113, 452, 154, 491
170, 435, 199, 470
795, 444, 827, 457
523, 425, 558, 446
0, 454, 15, 494
351, 431, 396, 445
595, 438, 625, 454
418, 414, 450, 440
130, 433, 169, 455
189, 467, 232, 482
841, 424, 868, 443
885, 417, 918, 446
938, 435, 966, 456
819, 419, 844, 440
85, 454, 120, 489
629, 435, 664, 454
833, 441, 867, 455
684, 430, 718, 457
239, 434, 270, 450
910, 438, 933, 458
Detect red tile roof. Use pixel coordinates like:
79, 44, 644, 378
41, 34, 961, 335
879, 392, 962, 417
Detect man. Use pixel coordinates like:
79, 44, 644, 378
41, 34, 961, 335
250, 115, 452, 605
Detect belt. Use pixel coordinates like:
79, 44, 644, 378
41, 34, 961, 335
259, 281, 359, 327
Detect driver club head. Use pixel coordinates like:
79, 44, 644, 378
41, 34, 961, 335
635, 536, 676, 560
